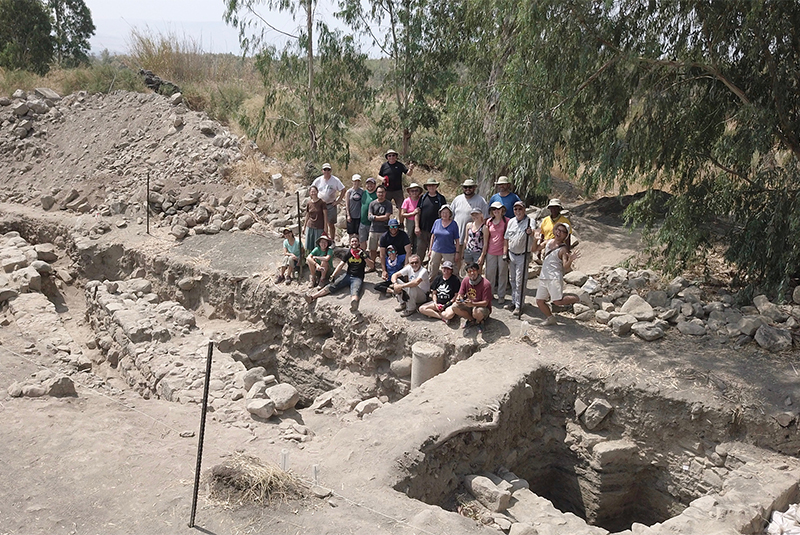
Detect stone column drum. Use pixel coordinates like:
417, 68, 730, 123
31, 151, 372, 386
410, 342, 445, 389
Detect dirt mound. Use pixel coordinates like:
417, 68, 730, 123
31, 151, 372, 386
570, 190, 671, 225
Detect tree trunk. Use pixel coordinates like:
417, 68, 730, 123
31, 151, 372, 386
306, 0, 317, 155
402, 128, 411, 159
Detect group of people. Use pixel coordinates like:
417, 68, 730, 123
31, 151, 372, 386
279, 149, 581, 329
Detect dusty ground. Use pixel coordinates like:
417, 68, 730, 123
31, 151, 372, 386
1, 88, 799, 535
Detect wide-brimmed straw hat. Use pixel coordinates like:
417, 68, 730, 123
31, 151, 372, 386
494, 176, 511, 185
424, 178, 440, 186
406, 182, 422, 191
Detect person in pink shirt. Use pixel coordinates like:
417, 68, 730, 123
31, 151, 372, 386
484, 201, 509, 305
400, 182, 422, 255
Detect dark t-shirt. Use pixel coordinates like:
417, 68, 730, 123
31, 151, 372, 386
431, 274, 461, 305
345, 248, 368, 279
379, 161, 409, 191
379, 229, 411, 251
418, 192, 447, 233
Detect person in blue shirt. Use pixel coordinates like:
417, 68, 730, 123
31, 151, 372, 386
489, 175, 522, 219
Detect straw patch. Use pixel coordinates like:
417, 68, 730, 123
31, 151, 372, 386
207, 452, 306, 506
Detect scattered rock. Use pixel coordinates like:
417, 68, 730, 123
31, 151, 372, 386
246, 398, 276, 419
755, 324, 793, 352
464, 474, 511, 513
583, 398, 612, 430
620, 294, 655, 321
265, 383, 300, 411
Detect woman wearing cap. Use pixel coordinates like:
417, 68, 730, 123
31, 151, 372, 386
345, 175, 364, 239
306, 234, 334, 287
485, 201, 509, 304
304, 185, 327, 253
419, 260, 461, 322
276, 227, 301, 284
427, 204, 460, 280
400, 182, 422, 254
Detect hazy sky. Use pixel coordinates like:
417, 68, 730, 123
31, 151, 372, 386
84, 0, 348, 56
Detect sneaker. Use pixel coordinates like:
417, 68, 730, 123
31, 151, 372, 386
395, 303, 406, 312
285, 277, 292, 285
462, 319, 473, 330
401, 308, 415, 317
350, 299, 359, 313
275, 274, 285, 284
505, 302, 515, 311
542, 315, 558, 326
512, 306, 520, 315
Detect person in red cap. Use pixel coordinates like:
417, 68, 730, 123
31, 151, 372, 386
379, 149, 414, 211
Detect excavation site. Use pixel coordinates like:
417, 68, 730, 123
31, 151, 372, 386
2, 88, 800, 535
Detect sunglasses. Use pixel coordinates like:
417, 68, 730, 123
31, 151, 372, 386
410, 261, 420, 265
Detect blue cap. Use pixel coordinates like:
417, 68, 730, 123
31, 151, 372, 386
388, 218, 399, 227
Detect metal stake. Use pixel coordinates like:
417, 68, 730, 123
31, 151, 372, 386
188, 341, 214, 528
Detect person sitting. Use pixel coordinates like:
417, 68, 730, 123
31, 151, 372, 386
443, 262, 492, 331
390, 254, 430, 317
379, 218, 412, 278
275, 227, 301, 285
306, 234, 334, 287
533, 222, 580, 326
419, 260, 461, 322
374, 245, 406, 294
306, 235, 373, 313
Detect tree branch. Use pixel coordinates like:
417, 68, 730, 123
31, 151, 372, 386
550, 55, 619, 114
247, 5, 299, 40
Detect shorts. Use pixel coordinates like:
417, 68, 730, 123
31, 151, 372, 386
327, 273, 363, 297
386, 189, 404, 210
359, 223, 371, 243
347, 217, 361, 235
325, 203, 338, 224
535, 279, 563, 302
368, 231, 381, 252
463, 249, 482, 266
453, 302, 491, 319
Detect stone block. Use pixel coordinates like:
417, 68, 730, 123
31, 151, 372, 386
609, 314, 637, 335
265, 383, 300, 410
464, 474, 511, 512
247, 398, 276, 419
755, 325, 793, 352
583, 398, 613, 430
355, 397, 383, 416
631, 321, 665, 341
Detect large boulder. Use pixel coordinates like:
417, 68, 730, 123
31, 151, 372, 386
755, 325, 793, 352
620, 294, 655, 321
266, 383, 300, 411
464, 475, 511, 513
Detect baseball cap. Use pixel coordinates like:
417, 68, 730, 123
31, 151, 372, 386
352, 174, 362, 181
366, 177, 377, 184
322, 163, 332, 170
470, 207, 482, 214
441, 260, 455, 270
490, 201, 504, 210
388, 218, 399, 227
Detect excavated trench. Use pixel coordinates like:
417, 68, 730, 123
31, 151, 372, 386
395, 368, 800, 533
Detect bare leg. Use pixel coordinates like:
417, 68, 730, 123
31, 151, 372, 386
419, 301, 443, 320
537, 298, 552, 317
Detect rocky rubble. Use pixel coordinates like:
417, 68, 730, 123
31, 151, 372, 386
559, 267, 799, 351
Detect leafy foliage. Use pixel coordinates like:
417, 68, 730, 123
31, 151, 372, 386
438, 0, 800, 298
47, 0, 94, 67
0, 0, 54, 75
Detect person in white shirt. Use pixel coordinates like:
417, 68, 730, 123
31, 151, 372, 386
312, 162, 345, 239
390, 254, 430, 316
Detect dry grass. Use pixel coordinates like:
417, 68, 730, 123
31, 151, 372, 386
207, 452, 307, 506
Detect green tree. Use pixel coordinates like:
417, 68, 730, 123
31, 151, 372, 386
442, 0, 800, 298
0, 0, 54, 75
48, 0, 95, 67
225, 0, 373, 166
336, 0, 455, 158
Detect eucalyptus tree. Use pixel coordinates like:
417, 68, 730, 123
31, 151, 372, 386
442, 0, 800, 297
0, 0, 54, 75
48, 0, 94, 67
336, 0, 455, 158
225, 0, 372, 166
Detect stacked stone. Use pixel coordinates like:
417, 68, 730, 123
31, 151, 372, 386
562, 267, 798, 352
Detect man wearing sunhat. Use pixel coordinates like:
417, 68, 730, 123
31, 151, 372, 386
489, 175, 522, 219
539, 198, 572, 245
415, 177, 447, 264
379, 148, 415, 210
449, 178, 489, 272
312, 163, 345, 240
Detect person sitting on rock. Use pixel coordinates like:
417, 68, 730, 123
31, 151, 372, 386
390, 254, 430, 317
443, 262, 492, 331
533, 222, 580, 326
374, 245, 406, 294
276, 227, 301, 285
419, 260, 461, 322
306, 234, 334, 287
306, 235, 373, 313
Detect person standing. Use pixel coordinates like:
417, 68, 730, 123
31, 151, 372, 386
368, 185, 394, 268
344, 174, 364, 239
489, 176, 522, 219
312, 163, 345, 240
304, 185, 327, 253
503, 201, 534, 315
400, 182, 422, 254
450, 178, 489, 272
379, 148, 415, 210
533, 222, 580, 325
359, 177, 379, 251
390, 254, 430, 317
416, 178, 446, 263
485, 201, 509, 305
539, 198, 572, 245
428, 204, 460, 280
463, 208, 489, 269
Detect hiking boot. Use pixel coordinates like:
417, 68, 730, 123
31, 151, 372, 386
512, 306, 520, 315
542, 315, 558, 326
395, 303, 406, 312
462, 319, 474, 330
275, 274, 285, 284
350, 299, 359, 313
505, 302, 515, 311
